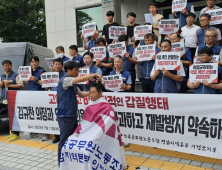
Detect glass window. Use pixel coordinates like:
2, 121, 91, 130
76, 6, 103, 47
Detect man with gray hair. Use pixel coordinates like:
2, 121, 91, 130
196, 13, 221, 46
195, 27, 222, 66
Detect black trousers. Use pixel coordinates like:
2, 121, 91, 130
141, 78, 155, 93
57, 117, 78, 166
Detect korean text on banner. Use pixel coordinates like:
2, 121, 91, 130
77, 68, 90, 84
90, 47, 106, 62
82, 22, 97, 37
102, 74, 123, 92
172, 0, 187, 12
206, 8, 222, 25
159, 19, 179, 34
134, 25, 152, 40
189, 63, 218, 83
135, 44, 156, 61
7, 91, 222, 159
60, 97, 127, 170
155, 52, 181, 70
41, 72, 59, 88
45, 58, 55, 69
109, 26, 127, 39
144, 13, 153, 24
108, 42, 126, 58
193, 55, 219, 64
18, 66, 31, 81
171, 41, 185, 58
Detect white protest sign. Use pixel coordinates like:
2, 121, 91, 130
155, 52, 181, 70
134, 25, 152, 40
171, 41, 185, 58
109, 26, 127, 39
82, 22, 96, 37
144, 13, 153, 24
172, 0, 187, 12
159, 19, 179, 34
108, 42, 126, 58
45, 58, 55, 69
18, 66, 31, 81
135, 44, 156, 61
102, 74, 123, 92
41, 72, 59, 88
206, 8, 222, 25
193, 55, 219, 64
189, 63, 218, 83
77, 68, 90, 84
90, 47, 106, 62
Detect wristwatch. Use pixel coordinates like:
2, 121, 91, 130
35, 79, 39, 82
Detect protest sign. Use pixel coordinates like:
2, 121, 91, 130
109, 26, 127, 39
102, 74, 123, 92
193, 55, 219, 64
18, 66, 31, 81
189, 63, 218, 83
108, 42, 126, 58
135, 44, 156, 61
159, 19, 179, 34
144, 13, 153, 24
90, 47, 106, 61
77, 68, 90, 84
45, 58, 55, 69
206, 8, 222, 25
155, 52, 181, 70
171, 41, 185, 58
82, 22, 96, 37
172, 0, 187, 12
7, 90, 222, 159
41, 72, 59, 88
134, 25, 152, 40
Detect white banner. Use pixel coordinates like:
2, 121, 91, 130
82, 22, 97, 37
206, 8, 222, 25
109, 26, 127, 39
155, 52, 181, 70
102, 74, 123, 92
77, 68, 90, 84
90, 47, 106, 61
134, 25, 152, 40
172, 0, 187, 12
41, 72, 59, 88
135, 44, 156, 61
7, 91, 222, 159
18, 66, 31, 81
189, 63, 218, 83
159, 19, 179, 35
193, 55, 219, 64
108, 42, 126, 58
171, 41, 185, 58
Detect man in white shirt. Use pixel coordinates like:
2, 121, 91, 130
181, 13, 200, 60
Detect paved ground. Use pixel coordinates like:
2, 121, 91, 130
0, 129, 222, 170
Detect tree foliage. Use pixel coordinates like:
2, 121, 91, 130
77, 11, 93, 33
0, 0, 46, 46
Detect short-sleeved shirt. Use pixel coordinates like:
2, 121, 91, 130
0, 72, 23, 87
181, 24, 200, 48
127, 23, 140, 38
152, 13, 163, 38
62, 77, 80, 91
102, 22, 119, 44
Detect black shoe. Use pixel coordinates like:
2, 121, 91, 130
52, 137, 60, 143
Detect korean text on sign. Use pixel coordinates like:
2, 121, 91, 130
18, 66, 31, 81
41, 72, 59, 88
172, 0, 187, 12
108, 42, 126, 58
90, 47, 106, 62
134, 25, 152, 40
82, 22, 97, 37
135, 44, 156, 61
109, 26, 127, 39
155, 52, 181, 70
159, 19, 179, 34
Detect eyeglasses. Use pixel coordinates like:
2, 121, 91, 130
205, 35, 216, 38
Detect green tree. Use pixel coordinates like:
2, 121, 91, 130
0, 0, 46, 46
77, 11, 93, 33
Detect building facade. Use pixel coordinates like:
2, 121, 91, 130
45, 0, 221, 56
